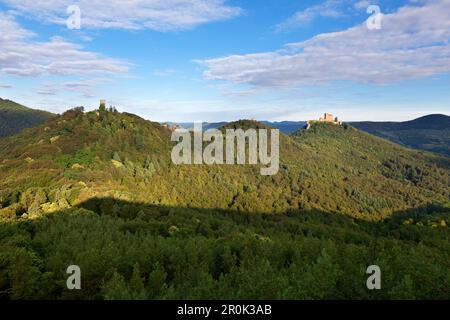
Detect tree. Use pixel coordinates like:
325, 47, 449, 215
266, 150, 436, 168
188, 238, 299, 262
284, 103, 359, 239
388, 275, 416, 299
99, 102, 106, 113
129, 264, 147, 299
102, 271, 131, 300
148, 264, 168, 298
112, 152, 122, 162
99, 101, 106, 120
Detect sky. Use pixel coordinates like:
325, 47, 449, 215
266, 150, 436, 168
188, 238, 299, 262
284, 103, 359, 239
0, 0, 449, 122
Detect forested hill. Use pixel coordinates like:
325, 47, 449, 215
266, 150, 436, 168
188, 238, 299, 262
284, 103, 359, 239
0, 108, 448, 221
0, 98, 55, 137
352, 114, 450, 156
176, 115, 450, 154
0, 107, 449, 300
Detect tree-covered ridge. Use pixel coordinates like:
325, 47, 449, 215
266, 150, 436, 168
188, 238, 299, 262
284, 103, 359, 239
179, 115, 450, 156
0, 98, 55, 137
0, 109, 448, 221
352, 114, 450, 156
0, 108, 449, 300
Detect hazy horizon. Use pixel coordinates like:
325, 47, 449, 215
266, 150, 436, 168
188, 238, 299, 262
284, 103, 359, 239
2, 96, 448, 124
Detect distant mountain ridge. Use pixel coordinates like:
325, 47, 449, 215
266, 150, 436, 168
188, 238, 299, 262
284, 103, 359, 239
171, 121, 307, 134
171, 115, 450, 156
352, 114, 450, 131
0, 98, 55, 137
1, 97, 447, 156
352, 114, 450, 156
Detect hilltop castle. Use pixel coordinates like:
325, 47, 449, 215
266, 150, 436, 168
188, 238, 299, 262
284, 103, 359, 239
319, 113, 336, 123
162, 123, 181, 131
306, 113, 342, 129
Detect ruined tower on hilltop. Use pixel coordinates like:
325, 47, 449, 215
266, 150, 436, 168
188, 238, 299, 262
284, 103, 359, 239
306, 113, 342, 129
319, 113, 335, 122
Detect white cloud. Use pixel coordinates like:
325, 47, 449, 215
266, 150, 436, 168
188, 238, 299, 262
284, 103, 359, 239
37, 86, 57, 96
274, 0, 350, 32
0, 0, 242, 31
354, 1, 372, 10
0, 83, 13, 88
37, 78, 110, 98
199, 0, 450, 88
0, 13, 129, 77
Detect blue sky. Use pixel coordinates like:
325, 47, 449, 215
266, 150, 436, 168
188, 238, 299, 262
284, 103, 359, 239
0, 0, 449, 122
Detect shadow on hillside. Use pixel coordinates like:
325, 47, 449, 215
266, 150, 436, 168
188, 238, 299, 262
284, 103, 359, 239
1, 195, 447, 233
0, 197, 448, 300
78, 196, 448, 215
73, 197, 449, 233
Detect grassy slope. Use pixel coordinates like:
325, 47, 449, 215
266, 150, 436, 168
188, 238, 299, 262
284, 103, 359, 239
0, 98, 54, 137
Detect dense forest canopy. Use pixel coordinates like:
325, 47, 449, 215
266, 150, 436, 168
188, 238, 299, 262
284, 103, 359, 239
0, 107, 448, 299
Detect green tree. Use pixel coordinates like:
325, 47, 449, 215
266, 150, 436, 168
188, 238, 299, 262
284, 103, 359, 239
389, 275, 416, 300
129, 264, 147, 299
148, 264, 168, 299
112, 152, 122, 162
102, 271, 131, 300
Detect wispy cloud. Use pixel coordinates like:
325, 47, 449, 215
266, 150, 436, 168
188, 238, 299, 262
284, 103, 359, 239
199, 0, 450, 89
37, 86, 57, 96
36, 78, 110, 98
274, 0, 382, 32
354, 0, 372, 10
0, 0, 242, 31
274, 0, 351, 32
0, 13, 129, 77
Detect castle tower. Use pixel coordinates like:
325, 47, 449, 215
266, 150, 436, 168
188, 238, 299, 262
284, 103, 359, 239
324, 113, 334, 122
319, 113, 334, 122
